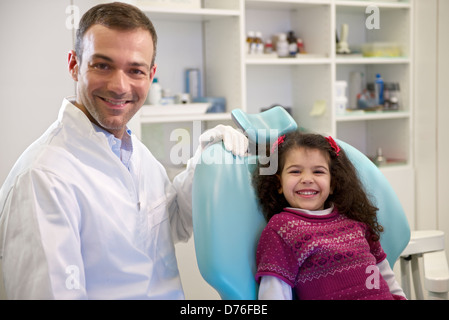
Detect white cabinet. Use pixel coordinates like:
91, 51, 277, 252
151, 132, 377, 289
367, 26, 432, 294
133, 0, 413, 166
133, 1, 414, 200
243, 0, 413, 167
241, 0, 414, 223
334, 1, 412, 167
130, 0, 243, 130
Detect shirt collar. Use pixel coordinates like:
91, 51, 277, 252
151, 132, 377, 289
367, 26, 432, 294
286, 204, 335, 217
62, 98, 134, 170
92, 123, 134, 170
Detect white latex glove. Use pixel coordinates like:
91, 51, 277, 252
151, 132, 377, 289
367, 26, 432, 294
199, 125, 248, 157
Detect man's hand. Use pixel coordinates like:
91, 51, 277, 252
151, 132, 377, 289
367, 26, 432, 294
199, 125, 248, 157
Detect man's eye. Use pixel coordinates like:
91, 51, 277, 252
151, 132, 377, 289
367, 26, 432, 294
93, 63, 109, 70
130, 69, 146, 76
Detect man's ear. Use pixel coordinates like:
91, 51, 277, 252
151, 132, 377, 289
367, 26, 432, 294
149, 63, 157, 82
68, 50, 79, 81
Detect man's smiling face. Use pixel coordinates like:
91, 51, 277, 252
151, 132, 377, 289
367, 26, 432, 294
69, 24, 156, 139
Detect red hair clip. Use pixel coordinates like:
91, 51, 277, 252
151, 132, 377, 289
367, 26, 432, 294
325, 136, 341, 156
271, 134, 286, 154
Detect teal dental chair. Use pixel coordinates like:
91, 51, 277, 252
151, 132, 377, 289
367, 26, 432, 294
192, 106, 411, 300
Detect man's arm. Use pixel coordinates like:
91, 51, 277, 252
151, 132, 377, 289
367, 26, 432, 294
0, 169, 87, 299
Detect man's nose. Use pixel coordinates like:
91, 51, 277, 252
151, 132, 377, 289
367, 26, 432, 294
107, 70, 130, 95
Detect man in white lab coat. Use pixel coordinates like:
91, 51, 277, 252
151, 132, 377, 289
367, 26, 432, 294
0, 2, 246, 299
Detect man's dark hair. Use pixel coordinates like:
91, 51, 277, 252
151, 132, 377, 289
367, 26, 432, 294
75, 2, 157, 67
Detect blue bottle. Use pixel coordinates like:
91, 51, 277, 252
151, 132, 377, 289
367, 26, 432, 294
375, 73, 384, 106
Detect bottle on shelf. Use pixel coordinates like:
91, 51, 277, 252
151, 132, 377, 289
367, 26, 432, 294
264, 38, 273, 54
287, 31, 298, 57
254, 31, 264, 54
246, 31, 256, 55
297, 38, 305, 54
375, 73, 384, 106
383, 82, 401, 111
276, 33, 289, 58
147, 77, 162, 105
374, 147, 387, 167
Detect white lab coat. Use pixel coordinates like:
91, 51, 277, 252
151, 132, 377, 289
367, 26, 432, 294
0, 99, 194, 299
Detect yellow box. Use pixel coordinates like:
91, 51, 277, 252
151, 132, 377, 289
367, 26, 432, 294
362, 42, 403, 58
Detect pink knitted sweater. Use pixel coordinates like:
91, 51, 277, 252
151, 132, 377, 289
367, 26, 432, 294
255, 208, 404, 300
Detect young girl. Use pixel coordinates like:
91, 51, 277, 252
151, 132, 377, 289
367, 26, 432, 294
252, 131, 406, 300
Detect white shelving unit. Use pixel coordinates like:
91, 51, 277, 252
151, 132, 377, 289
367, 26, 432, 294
242, 0, 414, 221
131, 0, 414, 220
126, 0, 415, 299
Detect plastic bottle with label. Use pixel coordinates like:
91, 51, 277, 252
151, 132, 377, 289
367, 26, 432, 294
375, 73, 384, 106
276, 33, 289, 58
147, 77, 162, 105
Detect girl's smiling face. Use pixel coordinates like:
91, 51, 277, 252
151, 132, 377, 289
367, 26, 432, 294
278, 147, 332, 211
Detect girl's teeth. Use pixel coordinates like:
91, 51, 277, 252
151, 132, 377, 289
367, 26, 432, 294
298, 191, 317, 195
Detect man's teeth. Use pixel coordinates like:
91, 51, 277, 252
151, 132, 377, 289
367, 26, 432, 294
104, 98, 127, 105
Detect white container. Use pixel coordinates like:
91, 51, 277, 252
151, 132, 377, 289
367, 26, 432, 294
335, 96, 348, 115
276, 33, 289, 58
186, 69, 201, 99
348, 72, 364, 109
147, 77, 162, 105
335, 81, 347, 98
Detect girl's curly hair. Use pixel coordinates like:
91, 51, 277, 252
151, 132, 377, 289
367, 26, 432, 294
252, 130, 384, 241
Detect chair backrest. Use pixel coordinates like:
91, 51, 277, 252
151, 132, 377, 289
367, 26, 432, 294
192, 107, 410, 300
193, 146, 264, 300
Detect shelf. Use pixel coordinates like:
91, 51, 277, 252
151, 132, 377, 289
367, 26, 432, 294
379, 162, 412, 173
336, 0, 411, 10
246, 0, 331, 10
336, 56, 410, 64
246, 54, 331, 65
139, 104, 231, 123
140, 112, 231, 124
336, 110, 410, 122
138, 7, 240, 21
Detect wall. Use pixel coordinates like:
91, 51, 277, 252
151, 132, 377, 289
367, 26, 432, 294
0, 0, 75, 183
436, 0, 449, 258
414, 0, 449, 258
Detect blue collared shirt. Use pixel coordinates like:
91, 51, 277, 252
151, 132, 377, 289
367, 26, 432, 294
93, 124, 133, 170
